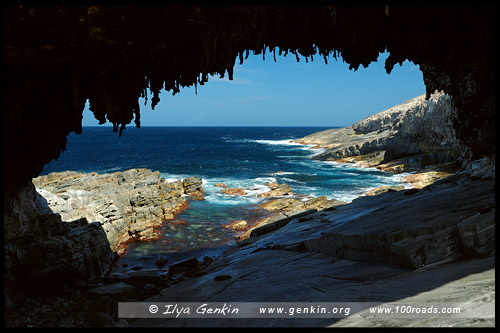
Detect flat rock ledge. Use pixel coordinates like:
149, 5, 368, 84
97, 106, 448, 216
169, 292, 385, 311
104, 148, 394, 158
130, 170, 494, 328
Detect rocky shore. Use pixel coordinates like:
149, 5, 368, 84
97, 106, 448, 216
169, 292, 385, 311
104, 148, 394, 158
295, 90, 462, 189
32, 169, 203, 251
4, 91, 495, 327
128, 164, 494, 328
4, 169, 205, 327
127, 92, 494, 327
6, 162, 494, 327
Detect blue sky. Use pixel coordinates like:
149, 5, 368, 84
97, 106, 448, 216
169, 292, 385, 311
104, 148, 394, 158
82, 51, 425, 127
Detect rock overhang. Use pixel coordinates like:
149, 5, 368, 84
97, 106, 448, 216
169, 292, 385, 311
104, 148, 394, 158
4, 5, 495, 195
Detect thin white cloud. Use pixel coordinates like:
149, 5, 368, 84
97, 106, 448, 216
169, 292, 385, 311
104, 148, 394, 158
209, 75, 254, 85
234, 67, 268, 75
235, 95, 280, 104
167, 95, 237, 108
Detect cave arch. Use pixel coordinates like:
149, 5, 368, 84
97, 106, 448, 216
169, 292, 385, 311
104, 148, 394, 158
4, 5, 495, 195
75, 50, 424, 127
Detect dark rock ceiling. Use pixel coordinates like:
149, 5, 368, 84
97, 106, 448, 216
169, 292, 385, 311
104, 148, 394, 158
4, 5, 495, 195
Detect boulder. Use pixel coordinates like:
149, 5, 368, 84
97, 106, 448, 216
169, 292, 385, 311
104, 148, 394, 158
223, 220, 249, 230
155, 255, 169, 267
167, 258, 201, 280
257, 182, 293, 198
261, 196, 346, 213
182, 176, 204, 199
364, 186, 406, 196
220, 188, 247, 196
303, 195, 328, 209
249, 209, 316, 238
260, 198, 305, 211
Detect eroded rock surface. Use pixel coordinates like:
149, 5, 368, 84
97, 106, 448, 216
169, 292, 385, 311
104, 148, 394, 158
128, 171, 494, 327
4, 169, 202, 291
32, 169, 201, 248
298, 91, 461, 173
257, 182, 294, 198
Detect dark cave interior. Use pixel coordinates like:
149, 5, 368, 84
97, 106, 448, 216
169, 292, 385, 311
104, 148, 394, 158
4, 5, 495, 195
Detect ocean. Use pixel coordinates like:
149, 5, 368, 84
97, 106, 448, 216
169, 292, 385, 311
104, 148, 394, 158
41, 126, 410, 268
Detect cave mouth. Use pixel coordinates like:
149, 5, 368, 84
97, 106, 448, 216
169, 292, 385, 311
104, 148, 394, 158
3, 6, 495, 328
4, 5, 495, 196
35, 48, 442, 273
36, 47, 426, 271
80, 50, 425, 128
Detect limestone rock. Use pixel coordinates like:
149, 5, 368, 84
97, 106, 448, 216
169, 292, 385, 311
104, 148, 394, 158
301, 91, 462, 173
257, 182, 293, 198
3, 169, 200, 286
167, 258, 203, 280
457, 208, 495, 255
182, 176, 204, 199
223, 220, 248, 230
304, 177, 495, 268
303, 195, 328, 209
260, 198, 305, 211
249, 209, 316, 238
402, 167, 456, 189
364, 185, 406, 196
261, 196, 345, 213
220, 187, 247, 196
33, 169, 191, 251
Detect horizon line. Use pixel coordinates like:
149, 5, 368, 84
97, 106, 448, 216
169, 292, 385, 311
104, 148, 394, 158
81, 125, 345, 128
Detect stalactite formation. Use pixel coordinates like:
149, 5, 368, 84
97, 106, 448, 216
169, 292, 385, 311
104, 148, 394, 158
4, 5, 495, 195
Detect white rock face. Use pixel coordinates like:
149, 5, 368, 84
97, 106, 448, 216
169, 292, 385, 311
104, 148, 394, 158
32, 168, 200, 250
300, 91, 461, 168
3, 169, 203, 282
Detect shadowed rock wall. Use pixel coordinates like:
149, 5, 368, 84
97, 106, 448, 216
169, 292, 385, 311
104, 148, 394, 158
4, 5, 495, 196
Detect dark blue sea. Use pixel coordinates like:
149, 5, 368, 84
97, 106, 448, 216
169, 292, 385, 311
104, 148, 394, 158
41, 126, 410, 268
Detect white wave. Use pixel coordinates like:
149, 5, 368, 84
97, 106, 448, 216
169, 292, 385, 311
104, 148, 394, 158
164, 178, 182, 183
350, 163, 382, 172
204, 176, 275, 188
322, 160, 358, 169
253, 176, 277, 184
339, 171, 360, 176
267, 171, 299, 175
253, 139, 304, 146
160, 173, 207, 184
387, 172, 414, 189
277, 155, 302, 159
103, 166, 123, 172
160, 172, 187, 181
200, 176, 277, 201
309, 147, 326, 156
280, 177, 301, 184
203, 191, 263, 206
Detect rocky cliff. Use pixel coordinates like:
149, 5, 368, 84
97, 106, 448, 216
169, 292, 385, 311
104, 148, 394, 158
4, 169, 203, 292
298, 90, 463, 173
